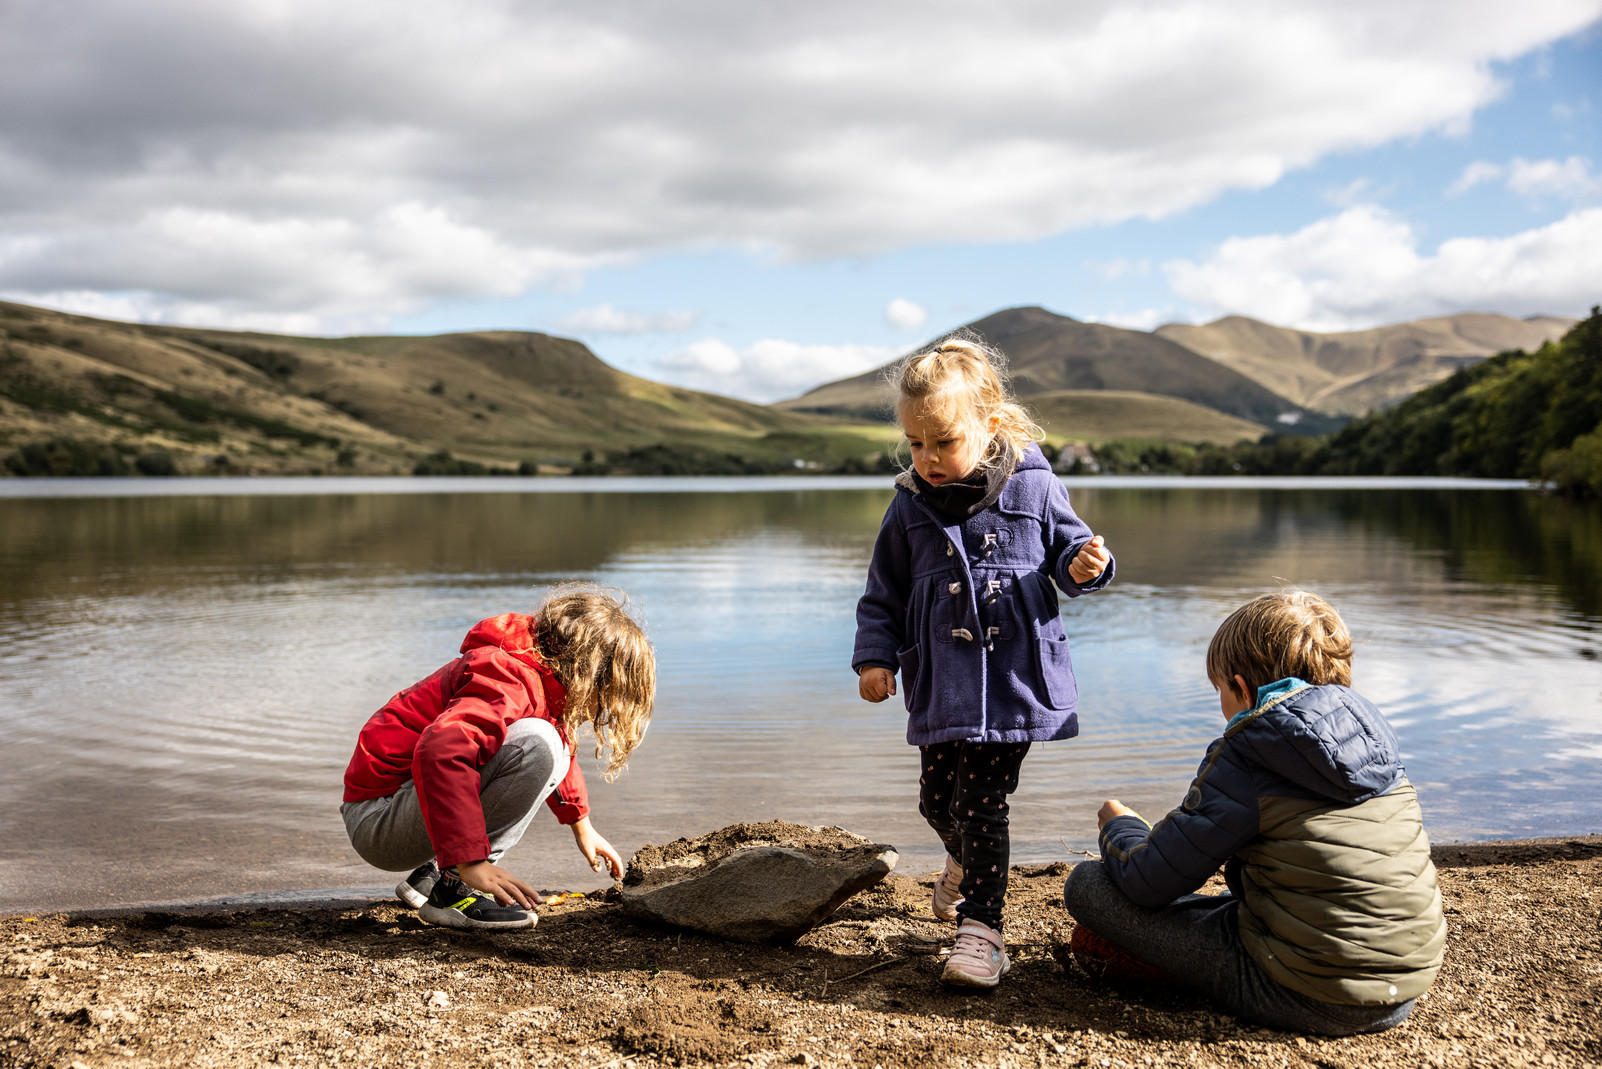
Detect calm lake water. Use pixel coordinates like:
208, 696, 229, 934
1, 476, 1599, 912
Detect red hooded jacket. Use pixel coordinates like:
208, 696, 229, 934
342, 613, 589, 868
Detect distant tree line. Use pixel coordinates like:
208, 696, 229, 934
3, 437, 177, 477
569, 443, 900, 476
1086, 308, 1602, 497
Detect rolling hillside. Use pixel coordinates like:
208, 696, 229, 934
6, 297, 1579, 477
779, 306, 1339, 440
1156, 313, 1575, 415
1024, 390, 1269, 445
0, 300, 895, 475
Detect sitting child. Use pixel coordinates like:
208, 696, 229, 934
341, 584, 654, 930
1063, 590, 1446, 1036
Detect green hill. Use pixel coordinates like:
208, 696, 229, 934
1156, 313, 1575, 415
0, 301, 896, 476
1098, 310, 1602, 496
1024, 390, 1267, 445
1312, 307, 1602, 490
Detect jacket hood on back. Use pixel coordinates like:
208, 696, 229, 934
1236, 683, 1406, 805
460, 612, 541, 668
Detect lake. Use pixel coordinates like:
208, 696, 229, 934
1, 475, 1598, 912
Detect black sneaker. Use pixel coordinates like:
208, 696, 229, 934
395, 860, 440, 909
418, 872, 536, 931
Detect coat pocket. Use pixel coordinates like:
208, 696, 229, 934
897, 642, 924, 711
1035, 634, 1077, 710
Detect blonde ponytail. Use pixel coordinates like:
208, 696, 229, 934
892, 330, 1041, 469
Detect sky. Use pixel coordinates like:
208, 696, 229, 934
1, 1, 1599, 403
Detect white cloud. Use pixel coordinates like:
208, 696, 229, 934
1446, 160, 1506, 196
0, 1, 1598, 329
1087, 257, 1151, 281
0, 202, 599, 333
1164, 204, 1602, 330
555, 303, 702, 335
884, 298, 928, 331
1327, 178, 1374, 207
1448, 155, 1601, 200
1084, 308, 1172, 331
655, 338, 901, 403
1506, 156, 1602, 199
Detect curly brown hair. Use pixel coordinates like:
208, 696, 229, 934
530, 584, 655, 780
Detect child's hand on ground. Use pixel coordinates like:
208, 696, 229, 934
455, 859, 543, 909
1097, 799, 1136, 828
858, 666, 896, 703
1068, 535, 1111, 584
570, 816, 624, 879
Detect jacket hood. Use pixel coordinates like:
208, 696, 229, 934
1234, 683, 1405, 804
460, 613, 542, 669
1014, 442, 1051, 473
893, 441, 1051, 493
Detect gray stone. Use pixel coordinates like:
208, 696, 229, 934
617, 821, 898, 943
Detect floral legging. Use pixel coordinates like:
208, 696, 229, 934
917, 739, 1030, 931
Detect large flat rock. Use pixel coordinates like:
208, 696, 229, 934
617, 821, 898, 943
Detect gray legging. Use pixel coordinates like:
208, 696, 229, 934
341, 717, 569, 871
1062, 860, 1416, 1037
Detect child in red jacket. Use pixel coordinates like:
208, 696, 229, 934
342, 585, 655, 930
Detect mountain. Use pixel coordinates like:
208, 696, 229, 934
0, 300, 892, 475
1156, 313, 1576, 415
1168, 310, 1602, 498
778, 306, 1340, 440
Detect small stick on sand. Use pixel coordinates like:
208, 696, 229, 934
821, 957, 900, 995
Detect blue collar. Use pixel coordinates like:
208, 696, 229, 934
1225, 676, 1310, 730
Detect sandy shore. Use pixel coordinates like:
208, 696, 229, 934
3, 836, 1599, 1069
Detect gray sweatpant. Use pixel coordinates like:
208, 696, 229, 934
341, 717, 569, 871
1062, 860, 1416, 1037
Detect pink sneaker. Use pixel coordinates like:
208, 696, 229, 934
941, 918, 1010, 988
932, 855, 964, 922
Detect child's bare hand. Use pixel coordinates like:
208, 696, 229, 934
1068, 535, 1111, 584
858, 666, 896, 703
455, 859, 542, 909
570, 816, 624, 879
1097, 799, 1136, 828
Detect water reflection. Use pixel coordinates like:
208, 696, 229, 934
0, 480, 1597, 911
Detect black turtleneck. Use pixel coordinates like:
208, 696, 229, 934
911, 450, 1017, 522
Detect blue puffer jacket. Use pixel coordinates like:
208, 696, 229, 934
1099, 679, 1446, 1005
853, 444, 1113, 745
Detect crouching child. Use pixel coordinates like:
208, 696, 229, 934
341, 584, 654, 931
1063, 590, 1446, 1036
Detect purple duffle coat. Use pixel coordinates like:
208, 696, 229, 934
852, 444, 1114, 745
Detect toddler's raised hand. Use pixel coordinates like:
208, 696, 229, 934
858, 666, 896, 703
1068, 535, 1111, 584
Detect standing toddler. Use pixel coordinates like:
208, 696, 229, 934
854, 332, 1114, 987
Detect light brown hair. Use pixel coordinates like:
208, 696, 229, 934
892, 330, 1042, 470
1206, 590, 1353, 702
531, 584, 655, 780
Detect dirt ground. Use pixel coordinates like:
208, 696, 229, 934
3, 835, 1598, 1069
